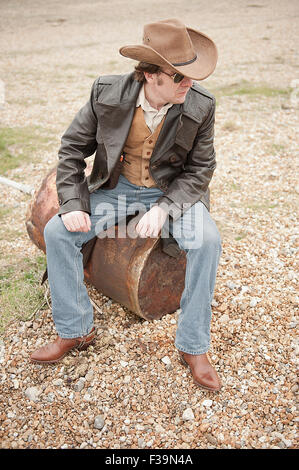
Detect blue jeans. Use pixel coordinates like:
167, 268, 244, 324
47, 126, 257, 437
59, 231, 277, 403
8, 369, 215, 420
44, 174, 222, 354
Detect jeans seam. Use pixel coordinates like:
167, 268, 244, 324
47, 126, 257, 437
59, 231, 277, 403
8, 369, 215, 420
184, 251, 191, 305
75, 243, 86, 336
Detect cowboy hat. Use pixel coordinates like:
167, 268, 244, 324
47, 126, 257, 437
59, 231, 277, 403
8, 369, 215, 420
119, 18, 218, 80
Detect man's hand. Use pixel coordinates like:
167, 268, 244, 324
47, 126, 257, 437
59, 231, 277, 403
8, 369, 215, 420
61, 211, 91, 232
135, 206, 168, 238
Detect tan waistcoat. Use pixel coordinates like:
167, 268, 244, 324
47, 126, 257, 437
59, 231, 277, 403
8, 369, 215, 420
121, 106, 165, 187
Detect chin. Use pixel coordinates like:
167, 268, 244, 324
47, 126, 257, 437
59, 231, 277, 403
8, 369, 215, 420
176, 95, 187, 103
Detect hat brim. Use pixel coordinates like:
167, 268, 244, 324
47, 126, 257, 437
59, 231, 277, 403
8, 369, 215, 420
119, 28, 218, 80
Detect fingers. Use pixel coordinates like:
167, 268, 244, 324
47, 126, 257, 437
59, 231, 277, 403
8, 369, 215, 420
135, 219, 160, 238
61, 211, 91, 232
135, 207, 167, 238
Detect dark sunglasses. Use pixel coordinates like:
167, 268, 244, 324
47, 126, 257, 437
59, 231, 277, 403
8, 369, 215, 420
160, 71, 185, 83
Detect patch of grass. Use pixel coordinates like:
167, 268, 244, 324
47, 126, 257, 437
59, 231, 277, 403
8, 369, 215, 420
246, 201, 279, 211
222, 121, 239, 132
211, 80, 291, 101
268, 143, 286, 156
230, 183, 242, 191
0, 126, 53, 175
0, 255, 47, 334
0, 228, 23, 242
235, 232, 247, 241
247, 4, 265, 7
0, 206, 10, 219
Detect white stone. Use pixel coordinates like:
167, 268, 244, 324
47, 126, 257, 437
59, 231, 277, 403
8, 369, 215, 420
25, 386, 41, 402
53, 379, 63, 386
182, 408, 195, 421
219, 313, 230, 323
161, 356, 171, 365
94, 415, 105, 430
202, 399, 213, 407
155, 423, 165, 432
250, 297, 261, 307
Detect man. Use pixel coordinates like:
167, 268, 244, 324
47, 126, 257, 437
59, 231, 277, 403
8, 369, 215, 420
30, 19, 222, 392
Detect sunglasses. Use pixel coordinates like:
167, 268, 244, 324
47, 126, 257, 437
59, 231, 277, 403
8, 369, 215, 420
160, 71, 185, 83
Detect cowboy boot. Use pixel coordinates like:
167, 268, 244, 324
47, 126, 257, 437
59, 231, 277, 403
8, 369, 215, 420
30, 327, 96, 364
179, 351, 222, 391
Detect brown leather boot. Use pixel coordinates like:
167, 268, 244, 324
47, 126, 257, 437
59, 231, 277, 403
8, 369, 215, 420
30, 327, 96, 364
179, 351, 222, 391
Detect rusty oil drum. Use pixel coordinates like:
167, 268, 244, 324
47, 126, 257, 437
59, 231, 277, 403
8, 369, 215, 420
25, 165, 186, 320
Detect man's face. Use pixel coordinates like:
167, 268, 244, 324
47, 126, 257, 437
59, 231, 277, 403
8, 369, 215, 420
147, 67, 193, 105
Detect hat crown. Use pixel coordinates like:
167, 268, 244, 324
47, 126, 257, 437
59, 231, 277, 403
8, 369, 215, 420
143, 19, 196, 65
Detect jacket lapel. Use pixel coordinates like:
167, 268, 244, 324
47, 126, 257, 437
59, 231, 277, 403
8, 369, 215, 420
96, 75, 142, 173
150, 104, 182, 164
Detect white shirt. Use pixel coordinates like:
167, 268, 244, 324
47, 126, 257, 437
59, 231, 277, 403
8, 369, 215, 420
136, 84, 173, 133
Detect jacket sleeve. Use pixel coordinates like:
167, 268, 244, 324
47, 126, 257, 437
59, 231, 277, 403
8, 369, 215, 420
56, 79, 99, 216
156, 97, 216, 221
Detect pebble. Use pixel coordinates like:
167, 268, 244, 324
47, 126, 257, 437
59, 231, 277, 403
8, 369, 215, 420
85, 371, 94, 381
12, 379, 19, 389
155, 424, 165, 433
206, 434, 218, 446
250, 298, 261, 308
202, 400, 213, 407
24, 387, 41, 402
76, 364, 88, 377
53, 379, 63, 387
182, 408, 195, 421
199, 423, 210, 433
74, 378, 85, 392
226, 281, 237, 290
219, 313, 230, 323
94, 415, 105, 430
161, 356, 171, 365
138, 438, 145, 448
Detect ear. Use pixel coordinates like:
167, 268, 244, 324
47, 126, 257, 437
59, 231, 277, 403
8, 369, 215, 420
144, 71, 155, 83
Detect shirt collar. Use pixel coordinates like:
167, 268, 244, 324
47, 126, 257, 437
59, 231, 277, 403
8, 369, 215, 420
136, 84, 173, 115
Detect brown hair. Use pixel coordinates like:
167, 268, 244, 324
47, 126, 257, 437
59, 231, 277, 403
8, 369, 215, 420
134, 62, 161, 82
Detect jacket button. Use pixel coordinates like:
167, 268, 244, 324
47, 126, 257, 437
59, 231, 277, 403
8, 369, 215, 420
169, 155, 177, 163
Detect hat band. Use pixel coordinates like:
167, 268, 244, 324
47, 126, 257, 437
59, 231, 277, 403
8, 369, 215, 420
172, 55, 197, 67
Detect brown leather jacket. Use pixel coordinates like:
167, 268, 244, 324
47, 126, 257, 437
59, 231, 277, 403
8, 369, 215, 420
56, 72, 216, 221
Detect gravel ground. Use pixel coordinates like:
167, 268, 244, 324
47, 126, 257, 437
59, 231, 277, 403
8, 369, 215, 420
0, 0, 298, 449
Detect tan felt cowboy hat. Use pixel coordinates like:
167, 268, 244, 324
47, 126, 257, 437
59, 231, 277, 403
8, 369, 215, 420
119, 18, 218, 80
